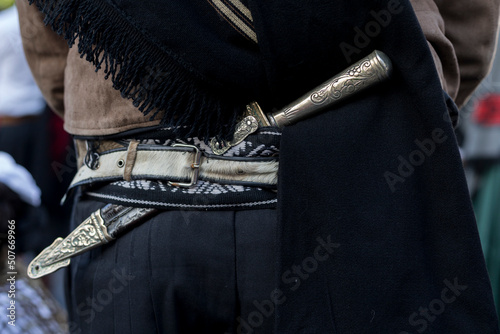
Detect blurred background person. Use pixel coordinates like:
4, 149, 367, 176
460, 39, 500, 322
0, 0, 48, 254
0, 151, 68, 333
0, 0, 73, 310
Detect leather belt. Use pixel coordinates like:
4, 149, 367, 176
69, 141, 279, 190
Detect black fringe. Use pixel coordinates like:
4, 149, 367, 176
29, 0, 241, 140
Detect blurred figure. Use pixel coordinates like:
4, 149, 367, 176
0, 1, 49, 255
0, 2, 45, 127
461, 78, 500, 320
0, 1, 74, 252
0, 152, 68, 333
471, 95, 500, 322
0, 1, 73, 309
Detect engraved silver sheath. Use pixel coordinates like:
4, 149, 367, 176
268, 50, 392, 128
28, 204, 157, 279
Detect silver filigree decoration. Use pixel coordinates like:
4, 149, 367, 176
211, 116, 259, 155
310, 60, 375, 104
28, 210, 112, 279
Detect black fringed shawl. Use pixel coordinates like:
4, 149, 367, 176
29, 0, 267, 139
30, 0, 499, 332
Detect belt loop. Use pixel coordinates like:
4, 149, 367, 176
123, 140, 139, 181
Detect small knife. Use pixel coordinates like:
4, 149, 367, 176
211, 50, 392, 154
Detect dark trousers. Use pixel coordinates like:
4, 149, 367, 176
66, 197, 277, 334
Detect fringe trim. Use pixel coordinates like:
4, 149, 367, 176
29, 0, 242, 140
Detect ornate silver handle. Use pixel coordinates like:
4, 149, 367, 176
268, 50, 392, 128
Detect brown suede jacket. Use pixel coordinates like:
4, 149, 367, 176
16, 0, 500, 137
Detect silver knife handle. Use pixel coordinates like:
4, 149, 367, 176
268, 50, 392, 128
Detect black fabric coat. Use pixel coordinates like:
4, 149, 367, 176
246, 0, 500, 332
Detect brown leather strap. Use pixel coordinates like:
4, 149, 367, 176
123, 140, 139, 181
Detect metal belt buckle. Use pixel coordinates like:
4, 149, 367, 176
168, 144, 202, 188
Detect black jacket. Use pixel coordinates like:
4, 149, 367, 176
262, 0, 499, 332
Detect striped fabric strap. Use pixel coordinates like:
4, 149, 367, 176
207, 0, 258, 43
